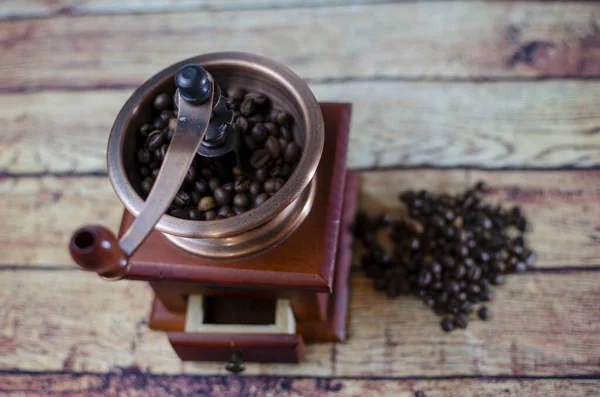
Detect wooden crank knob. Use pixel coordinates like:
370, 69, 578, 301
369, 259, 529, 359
69, 225, 129, 280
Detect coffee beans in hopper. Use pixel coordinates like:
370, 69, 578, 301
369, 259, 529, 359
133, 87, 302, 220
352, 182, 536, 332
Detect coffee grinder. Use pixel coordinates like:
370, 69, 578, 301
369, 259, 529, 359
69, 52, 357, 373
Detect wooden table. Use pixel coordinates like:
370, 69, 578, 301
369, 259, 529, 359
1, 1, 599, 396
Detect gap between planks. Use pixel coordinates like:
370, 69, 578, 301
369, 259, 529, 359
0, 368, 599, 381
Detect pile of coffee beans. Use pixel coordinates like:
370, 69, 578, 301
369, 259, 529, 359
352, 181, 536, 332
133, 88, 302, 220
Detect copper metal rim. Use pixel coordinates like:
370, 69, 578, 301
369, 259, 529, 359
163, 176, 316, 258
107, 52, 324, 239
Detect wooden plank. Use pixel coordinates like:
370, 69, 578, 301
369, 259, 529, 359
0, 372, 598, 397
0, 269, 599, 376
1, 2, 599, 91
0, 0, 377, 19
1, 170, 598, 268
3, 81, 600, 174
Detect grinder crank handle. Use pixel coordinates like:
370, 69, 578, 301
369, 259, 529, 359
69, 65, 216, 279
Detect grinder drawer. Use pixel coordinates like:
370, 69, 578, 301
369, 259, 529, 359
167, 294, 305, 364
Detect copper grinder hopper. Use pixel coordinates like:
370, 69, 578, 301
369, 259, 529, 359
69, 52, 324, 278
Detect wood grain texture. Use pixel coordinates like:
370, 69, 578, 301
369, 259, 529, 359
0, 371, 598, 397
1, 269, 599, 376
0, 0, 383, 19
3, 81, 600, 174
1, 2, 599, 92
2, 170, 598, 268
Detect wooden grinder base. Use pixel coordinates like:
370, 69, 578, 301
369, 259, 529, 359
118, 103, 357, 365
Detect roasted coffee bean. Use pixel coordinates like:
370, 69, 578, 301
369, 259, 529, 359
234, 179, 252, 193
467, 266, 482, 281
185, 166, 197, 183
490, 274, 505, 285
264, 179, 276, 194
140, 166, 150, 177
269, 165, 283, 177
473, 249, 490, 263
240, 99, 256, 116
218, 206, 234, 218
169, 208, 188, 219
188, 208, 203, 220
190, 190, 201, 205
141, 178, 153, 194
153, 145, 166, 161
524, 250, 537, 266
233, 193, 249, 209
159, 110, 172, 123
245, 92, 268, 106
478, 306, 491, 320
235, 116, 249, 133
466, 283, 481, 296
479, 289, 493, 301
214, 187, 231, 206
418, 271, 432, 287
429, 262, 442, 274
280, 126, 294, 142
204, 210, 217, 220
445, 281, 460, 295
173, 191, 190, 207
251, 123, 268, 143
151, 168, 160, 178
153, 118, 165, 130
227, 87, 246, 102
276, 111, 293, 126
452, 314, 468, 329
264, 122, 279, 137
194, 179, 209, 194
424, 295, 436, 307
254, 193, 269, 207
268, 109, 280, 123
441, 256, 456, 269
255, 167, 268, 182
265, 136, 281, 159
198, 196, 216, 212
517, 217, 529, 232
137, 148, 151, 164
165, 128, 174, 142
491, 260, 506, 273
278, 138, 288, 153
249, 181, 262, 196
154, 93, 172, 110
456, 244, 469, 258
250, 149, 271, 169
222, 182, 234, 192
441, 318, 454, 332
139, 123, 153, 137
208, 177, 220, 192
147, 130, 164, 150
460, 300, 473, 313
248, 113, 264, 124
453, 264, 466, 279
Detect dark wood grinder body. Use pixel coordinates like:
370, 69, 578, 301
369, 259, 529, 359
117, 103, 357, 366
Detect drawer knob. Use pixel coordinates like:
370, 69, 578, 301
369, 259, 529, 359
225, 351, 245, 374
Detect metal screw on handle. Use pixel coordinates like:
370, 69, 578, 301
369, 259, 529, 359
225, 351, 245, 374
